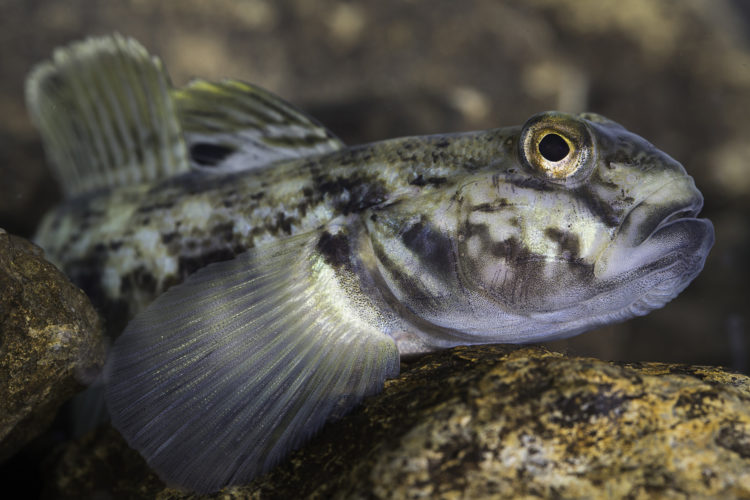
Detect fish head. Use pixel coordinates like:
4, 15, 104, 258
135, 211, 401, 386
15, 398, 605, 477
368, 112, 714, 346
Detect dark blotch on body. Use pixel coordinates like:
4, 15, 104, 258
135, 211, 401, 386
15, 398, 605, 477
136, 201, 175, 214
400, 217, 456, 278
272, 213, 294, 235
504, 174, 553, 192
573, 186, 621, 227
492, 237, 530, 261
316, 231, 351, 269
471, 199, 511, 213
462, 161, 481, 172
314, 175, 388, 214
161, 232, 178, 244
212, 222, 236, 243
544, 227, 581, 261
67, 254, 130, 336
410, 175, 448, 187
370, 238, 435, 303
121, 266, 158, 296
462, 224, 530, 262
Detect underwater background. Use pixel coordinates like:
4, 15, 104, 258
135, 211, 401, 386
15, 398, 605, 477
0, 1, 747, 373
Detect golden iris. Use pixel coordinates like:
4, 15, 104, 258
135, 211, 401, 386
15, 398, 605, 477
519, 113, 593, 180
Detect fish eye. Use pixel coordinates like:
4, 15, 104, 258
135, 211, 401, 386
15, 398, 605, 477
519, 112, 594, 180
538, 133, 570, 162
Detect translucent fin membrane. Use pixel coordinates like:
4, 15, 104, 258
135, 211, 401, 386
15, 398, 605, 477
105, 227, 399, 493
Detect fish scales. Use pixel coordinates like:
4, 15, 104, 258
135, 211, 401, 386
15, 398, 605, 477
36, 131, 511, 331
26, 35, 713, 493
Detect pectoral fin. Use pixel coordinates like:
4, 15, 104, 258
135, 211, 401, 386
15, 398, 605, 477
104, 221, 399, 493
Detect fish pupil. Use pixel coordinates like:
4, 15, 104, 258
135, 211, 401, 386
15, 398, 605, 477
538, 133, 569, 162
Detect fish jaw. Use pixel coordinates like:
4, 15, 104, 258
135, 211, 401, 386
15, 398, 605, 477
592, 173, 714, 313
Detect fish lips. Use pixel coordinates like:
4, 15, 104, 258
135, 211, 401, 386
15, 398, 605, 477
595, 182, 714, 290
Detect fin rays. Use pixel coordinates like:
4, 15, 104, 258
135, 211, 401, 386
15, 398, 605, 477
175, 79, 345, 172
105, 227, 399, 492
26, 34, 343, 197
26, 34, 189, 197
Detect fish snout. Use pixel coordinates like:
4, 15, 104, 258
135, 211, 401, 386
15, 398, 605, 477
594, 175, 714, 282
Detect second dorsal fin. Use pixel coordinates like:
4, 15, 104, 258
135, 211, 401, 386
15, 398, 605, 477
25, 34, 190, 197
173, 79, 344, 172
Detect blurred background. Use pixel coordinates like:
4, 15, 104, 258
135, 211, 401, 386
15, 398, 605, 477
0, 0, 748, 372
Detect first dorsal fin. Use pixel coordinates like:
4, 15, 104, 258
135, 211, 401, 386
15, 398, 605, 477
25, 34, 189, 197
173, 79, 345, 172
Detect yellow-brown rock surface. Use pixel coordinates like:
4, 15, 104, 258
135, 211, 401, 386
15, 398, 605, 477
47, 345, 750, 499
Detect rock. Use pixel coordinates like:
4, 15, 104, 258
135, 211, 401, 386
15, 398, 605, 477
46, 345, 750, 499
43, 426, 162, 499
0, 229, 105, 463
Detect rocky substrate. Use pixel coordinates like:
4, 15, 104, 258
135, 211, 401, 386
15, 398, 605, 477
45, 345, 750, 499
0, 230, 105, 463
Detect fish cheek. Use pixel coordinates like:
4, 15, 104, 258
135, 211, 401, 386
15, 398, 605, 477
457, 221, 598, 311
457, 222, 529, 306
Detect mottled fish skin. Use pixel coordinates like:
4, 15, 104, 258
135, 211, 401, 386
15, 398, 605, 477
35, 131, 510, 333
27, 35, 714, 493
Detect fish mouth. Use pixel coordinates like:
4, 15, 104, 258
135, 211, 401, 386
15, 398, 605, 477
595, 177, 714, 285
630, 177, 706, 244
653, 204, 702, 232
643, 199, 708, 245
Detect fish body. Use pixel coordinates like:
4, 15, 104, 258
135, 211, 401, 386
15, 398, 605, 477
27, 35, 713, 492
35, 130, 510, 337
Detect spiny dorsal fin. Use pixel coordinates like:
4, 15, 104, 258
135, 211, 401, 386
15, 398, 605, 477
173, 79, 344, 172
25, 34, 189, 197
105, 220, 399, 493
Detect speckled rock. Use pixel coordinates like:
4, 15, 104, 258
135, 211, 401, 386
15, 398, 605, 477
46, 345, 750, 499
0, 229, 105, 463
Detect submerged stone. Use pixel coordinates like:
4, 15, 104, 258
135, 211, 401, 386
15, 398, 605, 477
45, 345, 750, 498
0, 229, 105, 463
